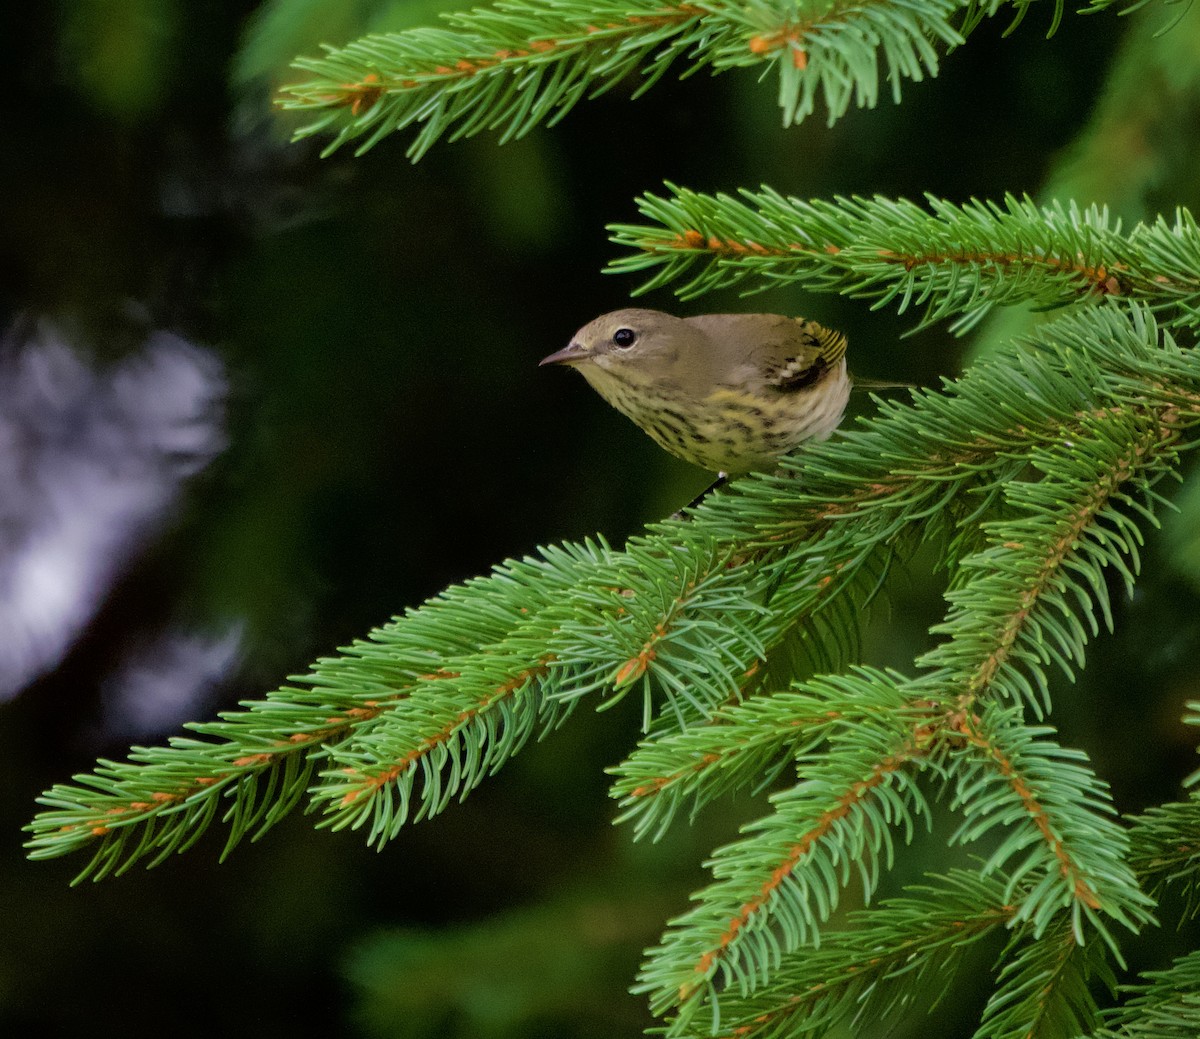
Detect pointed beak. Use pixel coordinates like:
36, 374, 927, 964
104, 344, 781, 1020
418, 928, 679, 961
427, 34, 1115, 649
539, 341, 589, 367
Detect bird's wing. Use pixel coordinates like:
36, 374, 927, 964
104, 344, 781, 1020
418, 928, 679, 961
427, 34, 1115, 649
684, 314, 847, 393
764, 321, 844, 391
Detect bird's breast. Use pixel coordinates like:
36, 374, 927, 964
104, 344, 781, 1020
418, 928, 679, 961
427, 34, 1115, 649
579, 359, 850, 474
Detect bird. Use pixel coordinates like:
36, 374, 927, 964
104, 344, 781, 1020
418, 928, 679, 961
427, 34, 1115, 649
540, 308, 851, 479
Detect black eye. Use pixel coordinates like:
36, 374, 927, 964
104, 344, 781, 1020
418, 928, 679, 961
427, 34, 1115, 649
612, 328, 637, 349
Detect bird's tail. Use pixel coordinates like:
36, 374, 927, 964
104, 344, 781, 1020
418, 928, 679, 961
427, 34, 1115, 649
851, 375, 917, 392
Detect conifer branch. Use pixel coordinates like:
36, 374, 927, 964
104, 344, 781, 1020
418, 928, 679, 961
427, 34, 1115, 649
916, 388, 1182, 717
608, 188, 1200, 332
273, 0, 1123, 158
24, 268, 1200, 1036
679, 869, 1016, 1038
1099, 949, 1200, 1039
26, 685, 402, 881
281, 0, 721, 159
667, 782, 1189, 1039
27, 302, 1200, 891
625, 309, 1184, 1020
1126, 792, 1200, 918
636, 697, 1151, 1026
313, 657, 563, 844
947, 706, 1154, 940
638, 687, 943, 1024
26, 539, 624, 877
610, 672, 897, 841
977, 918, 1113, 1039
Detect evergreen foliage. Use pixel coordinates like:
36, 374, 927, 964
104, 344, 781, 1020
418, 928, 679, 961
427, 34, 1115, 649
25, 0, 1200, 1036
1100, 949, 1200, 1038
276, 0, 1133, 159
609, 190, 1200, 332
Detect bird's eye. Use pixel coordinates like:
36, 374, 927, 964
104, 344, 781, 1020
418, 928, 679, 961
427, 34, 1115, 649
612, 328, 637, 349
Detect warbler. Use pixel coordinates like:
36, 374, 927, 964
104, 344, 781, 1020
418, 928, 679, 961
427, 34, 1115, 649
540, 308, 851, 476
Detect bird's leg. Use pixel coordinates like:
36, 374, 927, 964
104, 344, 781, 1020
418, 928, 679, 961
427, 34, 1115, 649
672, 472, 728, 520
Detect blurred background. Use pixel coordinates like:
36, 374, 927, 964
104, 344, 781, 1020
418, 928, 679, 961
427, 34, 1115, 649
3, 2, 1200, 1036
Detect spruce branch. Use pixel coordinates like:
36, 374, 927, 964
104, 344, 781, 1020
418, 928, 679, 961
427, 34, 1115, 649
274, 0, 1110, 159
310, 538, 777, 845
30, 671, 454, 874
669, 768, 1191, 1039
26, 300, 1200, 886
947, 705, 1154, 941
976, 917, 1114, 1039
26, 525, 861, 877
634, 698, 1151, 1028
678, 869, 1017, 1038
637, 684, 944, 1026
623, 308, 1185, 1028
281, 0, 723, 159
607, 188, 1200, 332
1098, 949, 1200, 1039
916, 375, 1182, 717
26, 538, 621, 878
90, 541, 629, 875
610, 669, 906, 842
23, 259, 1200, 1035
1126, 791, 1200, 918
312, 656, 566, 845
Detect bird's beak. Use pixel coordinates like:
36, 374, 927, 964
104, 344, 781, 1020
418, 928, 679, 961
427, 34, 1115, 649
539, 341, 589, 367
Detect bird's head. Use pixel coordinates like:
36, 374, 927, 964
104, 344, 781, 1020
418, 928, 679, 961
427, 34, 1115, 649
539, 309, 696, 386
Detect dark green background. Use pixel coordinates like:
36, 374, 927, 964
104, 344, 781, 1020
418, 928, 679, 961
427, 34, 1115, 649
3, 2, 1199, 1036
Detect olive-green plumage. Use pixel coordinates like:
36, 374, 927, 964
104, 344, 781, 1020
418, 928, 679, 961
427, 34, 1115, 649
540, 308, 851, 475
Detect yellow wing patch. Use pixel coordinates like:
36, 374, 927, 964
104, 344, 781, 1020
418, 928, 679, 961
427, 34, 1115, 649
799, 320, 848, 366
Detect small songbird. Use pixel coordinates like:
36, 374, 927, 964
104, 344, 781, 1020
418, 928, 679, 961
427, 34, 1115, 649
540, 308, 851, 477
